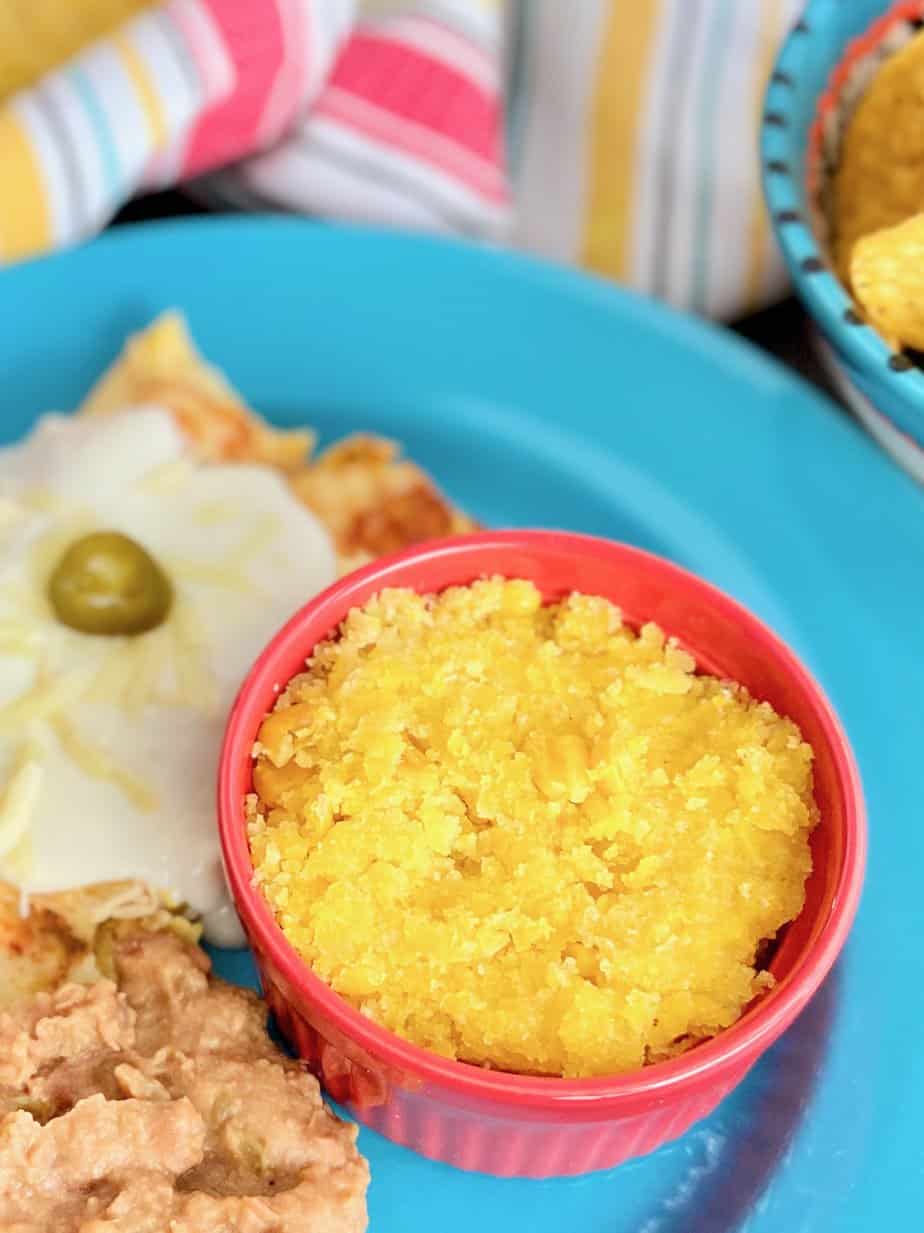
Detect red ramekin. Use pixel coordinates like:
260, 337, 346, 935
217, 531, 866, 1178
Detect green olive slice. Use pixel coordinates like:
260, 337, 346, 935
48, 531, 173, 636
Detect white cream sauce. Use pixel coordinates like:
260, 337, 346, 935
0, 408, 336, 945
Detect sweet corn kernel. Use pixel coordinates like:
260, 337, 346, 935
249, 579, 816, 1077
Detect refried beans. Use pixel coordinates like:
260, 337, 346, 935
0, 929, 368, 1232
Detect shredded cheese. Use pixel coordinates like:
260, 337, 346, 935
53, 717, 158, 813
121, 631, 166, 715
0, 620, 42, 656
0, 666, 94, 730
165, 518, 277, 598
85, 642, 139, 708
167, 558, 254, 593
89, 881, 163, 922
22, 488, 68, 513
228, 514, 281, 569
0, 759, 43, 872
139, 458, 195, 494
168, 602, 218, 712
0, 497, 25, 531
0, 581, 44, 621
192, 500, 237, 526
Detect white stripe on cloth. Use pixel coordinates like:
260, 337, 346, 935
631, 0, 682, 295
360, 0, 501, 50
703, 0, 760, 320
253, 145, 458, 233
238, 113, 509, 235
512, 0, 607, 265
195, 131, 461, 230
166, 0, 236, 101
144, 0, 237, 189
317, 84, 505, 198
660, 0, 714, 311
128, 9, 203, 188
754, 0, 804, 309
75, 43, 159, 186
10, 94, 72, 248
39, 73, 111, 236
698, 0, 802, 317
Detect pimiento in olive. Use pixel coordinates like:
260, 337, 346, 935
48, 531, 173, 636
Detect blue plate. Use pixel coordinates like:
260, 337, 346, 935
2, 218, 922, 1231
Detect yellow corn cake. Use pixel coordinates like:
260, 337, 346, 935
249, 579, 816, 1078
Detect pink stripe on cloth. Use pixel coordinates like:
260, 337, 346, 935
181, 0, 286, 177
257, 0, 313, 147
317, 86, 506, 203
317, 32, 506, 201
362, 13, 499, 95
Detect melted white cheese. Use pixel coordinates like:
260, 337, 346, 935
0, 408, 336, 945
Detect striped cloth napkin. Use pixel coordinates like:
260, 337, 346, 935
0, 0, 805, 322
509, 0, 806, 320
0, 0, 508, 262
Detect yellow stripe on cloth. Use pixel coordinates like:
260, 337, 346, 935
114, 30, 166, 149
743, 0, 785, 313
581, 0, 662, 280
0, 109, 52, 261
0, 0, 155, 102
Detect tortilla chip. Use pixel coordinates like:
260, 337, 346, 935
291, 436, 479, 574
850, 211, 924, 350
832, 30, 924, 283
0, 880, 200, 1007
79, 311, 313, 471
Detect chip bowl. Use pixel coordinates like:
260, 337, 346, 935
762, 0, 924, 476
218, 530, 865, 1178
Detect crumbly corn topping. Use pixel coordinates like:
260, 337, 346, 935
249, 579, 816, 1077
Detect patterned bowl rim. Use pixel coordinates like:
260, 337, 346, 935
761, 0, 924, 447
